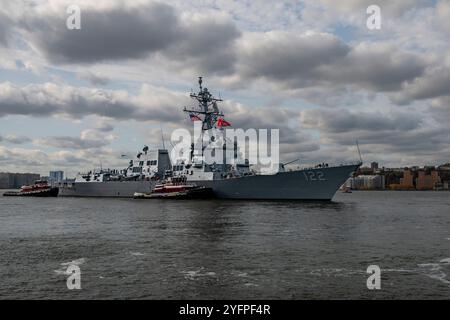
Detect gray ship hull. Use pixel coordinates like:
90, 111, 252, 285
59, 180, 156, 198
59, 164, 359, 200
194, 164, 359, 200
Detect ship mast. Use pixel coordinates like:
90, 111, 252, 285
183, 77, 224, 131
183, 77, 225, 160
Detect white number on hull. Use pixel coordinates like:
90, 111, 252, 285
303, 171, 326, 181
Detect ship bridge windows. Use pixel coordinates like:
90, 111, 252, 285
132, 167, 143, 173
173, 165, 184, 172
147, 160, 158, 166
139, 161, 144, 166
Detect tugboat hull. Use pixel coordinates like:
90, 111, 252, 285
134, 186, 214, 199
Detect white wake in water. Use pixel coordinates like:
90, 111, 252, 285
129, 251, 145, 256
418, 258, 450, 286
54, 258, 86, 275
181, 267, 217, 280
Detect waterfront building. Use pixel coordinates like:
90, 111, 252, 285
347, 175, 385, 190
416, 170, 440, 190
371, 162, 379, 171
388, 169, 415, 190
443, 181, 450, 190
400, 169, 415, 188
49, 171, 64, 183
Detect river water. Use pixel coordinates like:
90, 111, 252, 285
0, 190, 449, 299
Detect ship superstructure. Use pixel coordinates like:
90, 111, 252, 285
59, 149, 171, 197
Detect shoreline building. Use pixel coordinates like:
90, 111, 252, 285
416, 170, 440, 190
346, 163, 449, 191
390, 169, 416, 190
371, 162, 379, 172
389, 168, 443, 190
49, 171, 64, 183
401, 169, 415, 189
346, 175, 385, 190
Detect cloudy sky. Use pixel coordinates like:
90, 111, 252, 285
0, 0, 449, 176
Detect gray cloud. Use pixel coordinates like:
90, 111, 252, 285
0, 134, 32, 144
0, 82, 133, 118
0, 146, 49, 168
323, 127, 450, 156
392, 68, 450, 104
301, 108, 422, 133
318, 44, 427, 92
21, 2, 240, 74
235, 34, 427, 93
167, 16, 241, 74
77, 71, 110, 86
237, 32, 350, 88
222, 102, 297, 130
436, 1, 450, 32
300, 107, 450, 163
0, 82, 189, 123
220, 103, 321, 156
0, 10, 12, 46
35, 127, 117, 150
24, 2, 181, 64
36, 136, 108, 150
8, 1, 435, 101
95, 121, 114, 132
430, 96, 450, 124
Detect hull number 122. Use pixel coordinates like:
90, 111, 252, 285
303, 171, 326, 181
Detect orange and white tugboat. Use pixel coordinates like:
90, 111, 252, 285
3, 180, 59, 197
134, 176, 214, 199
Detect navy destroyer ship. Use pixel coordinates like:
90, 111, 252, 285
59, 78, 360, 200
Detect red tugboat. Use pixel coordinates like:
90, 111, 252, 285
134, 176, 214, 199
3, 180, 59, 197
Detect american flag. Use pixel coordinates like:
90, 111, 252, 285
189, 113, 201, 121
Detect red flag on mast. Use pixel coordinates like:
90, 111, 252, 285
217, 118, 231, 128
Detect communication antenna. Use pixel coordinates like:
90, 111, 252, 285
356, 140, 363, 164
283, 158, 300, 166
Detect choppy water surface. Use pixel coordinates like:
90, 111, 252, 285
0, 191, 449, 299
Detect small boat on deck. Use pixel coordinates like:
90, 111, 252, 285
3, 180, 59, 197
134, 176, 214, 199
